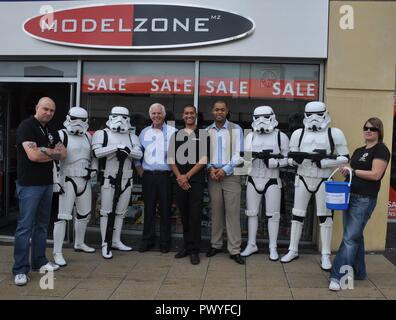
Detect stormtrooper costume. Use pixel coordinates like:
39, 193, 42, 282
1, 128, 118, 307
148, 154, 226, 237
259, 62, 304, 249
240, 106, 289, 261
280, 101, 349, 270
53, 107, 96, 267
92, 106, 143, 259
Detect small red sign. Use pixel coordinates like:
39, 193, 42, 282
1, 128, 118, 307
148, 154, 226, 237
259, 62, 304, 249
388, 186, 396, 221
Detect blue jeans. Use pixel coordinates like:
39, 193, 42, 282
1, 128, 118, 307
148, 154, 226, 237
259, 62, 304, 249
330, 193, 377, 282
12, 182, 53, 275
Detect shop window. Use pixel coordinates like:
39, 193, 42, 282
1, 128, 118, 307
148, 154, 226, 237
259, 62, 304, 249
81, 61, 195, 233
80, 60, 321, 243
198, 62, 320, 242
81, 61, 195, 134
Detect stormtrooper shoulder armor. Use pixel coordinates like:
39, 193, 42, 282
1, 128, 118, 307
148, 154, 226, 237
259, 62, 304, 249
289, 128, 303, 152
128, 132, 143, 160
92, 129, 118, 158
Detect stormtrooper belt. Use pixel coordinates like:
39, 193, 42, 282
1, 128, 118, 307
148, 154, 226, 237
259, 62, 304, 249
297, 175, 327, 194
247, 176, 278, 195
107, 176, 131, 196
65, 176, 88, 197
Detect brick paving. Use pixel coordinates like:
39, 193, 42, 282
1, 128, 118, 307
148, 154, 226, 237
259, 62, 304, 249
1, 244, 396, 300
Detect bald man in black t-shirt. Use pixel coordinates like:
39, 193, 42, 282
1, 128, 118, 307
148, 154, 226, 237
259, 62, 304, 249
13, 97, 66, 286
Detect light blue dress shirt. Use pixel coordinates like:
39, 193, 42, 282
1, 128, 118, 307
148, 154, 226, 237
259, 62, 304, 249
207, 120, 244, 176
138, 123, 177, 171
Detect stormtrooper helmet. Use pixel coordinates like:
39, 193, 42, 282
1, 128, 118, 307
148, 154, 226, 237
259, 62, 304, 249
251, 106, 278, 133
303, 101, 331, 132
106, 106, 131, 133
64, 107, 89, 136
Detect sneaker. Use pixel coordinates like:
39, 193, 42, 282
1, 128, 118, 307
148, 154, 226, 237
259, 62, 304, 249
329, 280, 340, 291
14, 274, 29, 286
40, 262, 60, 272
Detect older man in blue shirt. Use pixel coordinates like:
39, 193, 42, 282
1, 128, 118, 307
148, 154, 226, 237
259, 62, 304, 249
206, 100, 245, 264
136, 103, 177, 253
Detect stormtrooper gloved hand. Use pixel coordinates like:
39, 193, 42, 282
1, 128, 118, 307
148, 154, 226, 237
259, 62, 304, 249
116, 146, 130, 161
83, 168, 97, 181
267, 158, 279, 169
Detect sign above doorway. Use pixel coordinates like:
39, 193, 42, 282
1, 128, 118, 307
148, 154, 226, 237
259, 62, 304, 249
23, 4, 255, 49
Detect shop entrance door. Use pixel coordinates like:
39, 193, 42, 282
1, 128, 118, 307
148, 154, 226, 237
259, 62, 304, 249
0, 82, 74, 238
0, 91, 7, 223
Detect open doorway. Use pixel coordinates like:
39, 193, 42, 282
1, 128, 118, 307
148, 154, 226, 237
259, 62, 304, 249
0, 82, 74, 238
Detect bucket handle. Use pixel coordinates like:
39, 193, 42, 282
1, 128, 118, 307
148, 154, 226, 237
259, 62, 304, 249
327, 167, 352, 187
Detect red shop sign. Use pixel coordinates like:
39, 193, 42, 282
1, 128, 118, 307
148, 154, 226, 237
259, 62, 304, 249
23, 4, 254, 49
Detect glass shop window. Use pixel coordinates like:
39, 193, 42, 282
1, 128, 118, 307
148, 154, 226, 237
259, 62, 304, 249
198, 62, 320, 242
81, 61, 195, 134
80, 61, 195, 233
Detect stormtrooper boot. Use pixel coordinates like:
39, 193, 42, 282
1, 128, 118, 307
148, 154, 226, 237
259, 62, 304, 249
281, 220, 303, 263
268, 216, 280, 261
74, 215, 95, 253
53, 220, 67, 267
100, 216, 113, 259
320, 218, 333, 271
240, 215, 259, 257
112, 216, 132, 251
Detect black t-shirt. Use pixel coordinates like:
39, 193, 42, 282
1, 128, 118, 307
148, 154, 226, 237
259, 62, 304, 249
168, 128, 210, 184
350, 142, 390, 197
16, 116, 61, 186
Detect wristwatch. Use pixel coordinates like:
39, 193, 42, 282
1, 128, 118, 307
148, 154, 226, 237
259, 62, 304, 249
351, 169, 356, 176
39, 146, 48, 155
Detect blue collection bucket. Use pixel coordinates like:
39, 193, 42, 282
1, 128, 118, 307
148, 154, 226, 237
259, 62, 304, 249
325, 167, 352, 210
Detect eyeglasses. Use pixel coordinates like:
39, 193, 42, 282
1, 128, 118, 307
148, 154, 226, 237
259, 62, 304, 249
363, 126, 379, 132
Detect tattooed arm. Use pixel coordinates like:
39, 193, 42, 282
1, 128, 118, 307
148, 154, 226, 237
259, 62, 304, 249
22, 141, 54, 162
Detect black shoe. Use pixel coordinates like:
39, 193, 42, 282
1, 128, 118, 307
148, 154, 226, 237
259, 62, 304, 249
190, 253, 200, 265
175, 249, 188, 259
206, 247, 222, 257
160, 244, 170, 253
138, 243, 155, 253
230, 254, 245, 265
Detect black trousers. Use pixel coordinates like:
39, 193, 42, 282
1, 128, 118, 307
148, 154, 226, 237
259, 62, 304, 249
173, 181, 204, 254
142, 172, 172, 246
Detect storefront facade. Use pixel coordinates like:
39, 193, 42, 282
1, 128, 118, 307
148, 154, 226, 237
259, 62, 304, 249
0, 0, 394, 251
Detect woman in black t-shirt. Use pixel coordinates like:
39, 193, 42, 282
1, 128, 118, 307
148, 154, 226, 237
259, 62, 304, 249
329, 117, 390, 291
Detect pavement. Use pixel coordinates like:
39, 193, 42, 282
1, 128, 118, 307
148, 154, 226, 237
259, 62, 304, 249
1, 244, 396, 300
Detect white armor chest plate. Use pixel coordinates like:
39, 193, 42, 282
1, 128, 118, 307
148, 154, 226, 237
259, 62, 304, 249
299, 130, 331, 153
60, 133, 91, 177
298, 130, 332, 178
105, 131, 134, 179
250, 130, 280, 179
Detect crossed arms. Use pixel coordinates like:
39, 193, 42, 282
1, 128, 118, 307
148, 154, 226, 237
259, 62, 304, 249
22, 141, 67, 163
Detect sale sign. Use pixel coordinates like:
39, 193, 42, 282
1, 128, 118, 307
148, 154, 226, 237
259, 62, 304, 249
388, 186, 396, 222
82, 75, 318, 100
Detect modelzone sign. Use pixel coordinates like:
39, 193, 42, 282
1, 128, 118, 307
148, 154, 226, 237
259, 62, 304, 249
23, 4, 255, 49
